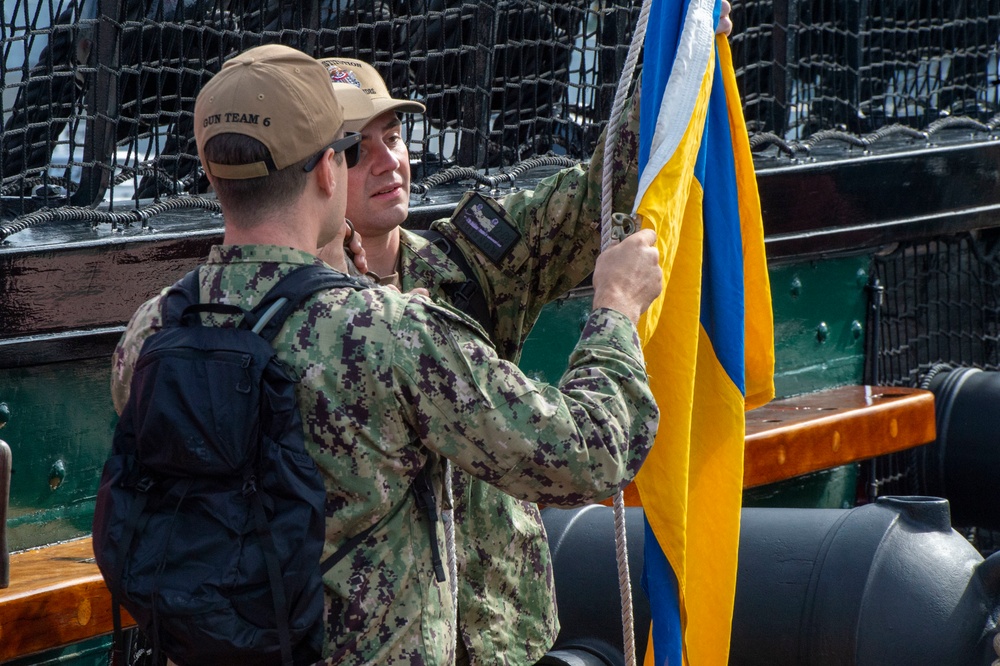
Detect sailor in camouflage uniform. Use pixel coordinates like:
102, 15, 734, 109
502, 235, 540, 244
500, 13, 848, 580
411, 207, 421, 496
111, 45, 663, 665
313, 55, 640, 665
315, 10, 732, 660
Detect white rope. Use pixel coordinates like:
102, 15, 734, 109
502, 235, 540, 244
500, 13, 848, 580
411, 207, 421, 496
599, 2, 653, 665
600, 0, 654, 255
613, 489, 637, 666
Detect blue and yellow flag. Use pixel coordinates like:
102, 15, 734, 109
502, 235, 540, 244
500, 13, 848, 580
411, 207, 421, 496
631, 0, 775, 664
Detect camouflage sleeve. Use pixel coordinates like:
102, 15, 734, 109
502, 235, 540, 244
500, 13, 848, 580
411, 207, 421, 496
392, 296, 658, 506
499, 90, 641, 312
110, 293, 167, 414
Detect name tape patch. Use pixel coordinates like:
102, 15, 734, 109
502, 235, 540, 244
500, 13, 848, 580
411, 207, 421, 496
452, 193, 520, 266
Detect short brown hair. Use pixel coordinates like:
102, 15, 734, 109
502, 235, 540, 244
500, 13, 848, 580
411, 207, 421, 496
202, 133, 310, 221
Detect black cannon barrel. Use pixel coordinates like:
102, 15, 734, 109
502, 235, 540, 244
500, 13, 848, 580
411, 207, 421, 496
541, 498, 1000, 666
733, 496, 999, 665
922, 367, 1000, 530
539, 505, 650, 666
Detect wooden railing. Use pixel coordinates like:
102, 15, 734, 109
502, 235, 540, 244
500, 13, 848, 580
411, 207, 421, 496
608, 385, 936, 507
0, 385, 935, 661
0, 537, 134, 661
742, 385, 935, 488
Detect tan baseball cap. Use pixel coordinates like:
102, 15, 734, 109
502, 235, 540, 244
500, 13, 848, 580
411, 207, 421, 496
317, 57, 426, 131
194, 44, 373, 180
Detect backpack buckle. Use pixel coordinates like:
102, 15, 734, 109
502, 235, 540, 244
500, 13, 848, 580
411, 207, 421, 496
135, 476, 154, 493
452, 281, 477, 310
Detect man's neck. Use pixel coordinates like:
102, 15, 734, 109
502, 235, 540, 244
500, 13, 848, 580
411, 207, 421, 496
222, 211, 318, 253
361, 227, 402, 278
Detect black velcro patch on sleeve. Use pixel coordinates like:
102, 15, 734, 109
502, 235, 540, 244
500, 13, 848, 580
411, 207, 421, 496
452, 193, 521, 266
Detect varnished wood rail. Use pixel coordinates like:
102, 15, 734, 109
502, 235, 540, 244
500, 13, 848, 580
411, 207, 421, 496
0, 385, 935, 661
609, 384, 936, 507
742, 385, 935, 487
0, 537, 134, 662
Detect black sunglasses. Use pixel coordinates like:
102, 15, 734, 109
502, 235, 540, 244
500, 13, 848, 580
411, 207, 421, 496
303, 132, 361, 172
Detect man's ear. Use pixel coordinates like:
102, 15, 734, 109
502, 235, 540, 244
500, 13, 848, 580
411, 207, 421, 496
314, 149, 337, 198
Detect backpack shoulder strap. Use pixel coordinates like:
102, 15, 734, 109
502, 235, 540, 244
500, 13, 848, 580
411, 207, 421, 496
160, 268, 202, 327
251, 264, 369, 342
320, 454, 438, 577
414, 228, 494, 333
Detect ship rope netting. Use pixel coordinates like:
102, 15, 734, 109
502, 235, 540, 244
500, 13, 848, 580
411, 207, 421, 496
873, 235, 1000, 392
867, 232, 1000, 555
3, 0, 1000, 239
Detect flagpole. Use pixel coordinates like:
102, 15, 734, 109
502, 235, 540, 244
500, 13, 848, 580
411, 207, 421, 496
601, 2, 653, 666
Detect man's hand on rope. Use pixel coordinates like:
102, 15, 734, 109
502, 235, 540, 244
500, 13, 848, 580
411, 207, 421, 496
592, 228, 663, 326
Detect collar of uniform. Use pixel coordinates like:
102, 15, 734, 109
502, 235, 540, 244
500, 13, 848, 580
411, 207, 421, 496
397, 228, 469, 292
366, 268, 401, 290
207, 244, 325, 267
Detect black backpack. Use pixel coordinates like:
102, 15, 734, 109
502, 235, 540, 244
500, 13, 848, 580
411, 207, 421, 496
93, 264, 369, 666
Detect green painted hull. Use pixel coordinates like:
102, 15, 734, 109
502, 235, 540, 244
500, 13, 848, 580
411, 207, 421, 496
2, 637, 110, 666
1, 358, 115, 551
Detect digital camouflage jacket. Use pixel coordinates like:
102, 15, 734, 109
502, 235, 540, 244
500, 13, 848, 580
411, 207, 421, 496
111, 243, 656, 665
394, 97, 641, 664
